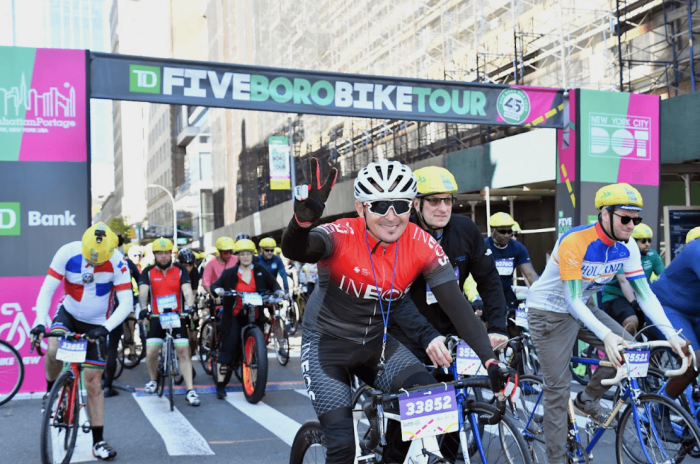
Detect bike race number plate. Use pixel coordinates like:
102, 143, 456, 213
242, 293, 263, 306
399, 386, 459, 441
56, 339, 88, 363
456, 342, 487, 376
159, 312, 181, 330
515, 305, 528, 329
624, 349, 650, 378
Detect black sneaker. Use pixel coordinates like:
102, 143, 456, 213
573, 392, 612, 425
92, 441, 117, 461
216, 385, 227, 399
103, 387, 119, 398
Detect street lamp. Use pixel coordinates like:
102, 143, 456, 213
148, 184, 177, 245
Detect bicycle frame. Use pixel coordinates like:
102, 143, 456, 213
60, 362, 85, 432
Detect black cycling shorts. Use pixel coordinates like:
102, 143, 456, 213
146, 314, 189, 346
601, 297, 644, 327
49, 306, 106, 369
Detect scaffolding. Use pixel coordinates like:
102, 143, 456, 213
226, 0, 700, 220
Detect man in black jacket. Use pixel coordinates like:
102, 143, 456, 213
389, 166, 508, 360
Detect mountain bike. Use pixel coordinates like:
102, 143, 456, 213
513, 340, 700, 464
213, 289, 271, 404
33, 331, 104, 464
0, 338, 24, 406
290, 376, 532, 464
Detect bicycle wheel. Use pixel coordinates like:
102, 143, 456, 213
40, 370, 79, 464
198, 319, 214, 376
121, 318, 144, 369
274, 316, 290, 366
463, 401, 534, 464
242, 328, 268, 404
166, 339, 176, 411
113, 338, 125, 380
287, 300, 299, 336
616, 393, 700, 464
0, 338, 24, 406
649, 347, 681, 372
509, 374, 547, 463
156, 352, 166, 398
289, 421, 326, 464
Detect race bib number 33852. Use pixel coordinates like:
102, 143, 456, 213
399, 386, 459, 441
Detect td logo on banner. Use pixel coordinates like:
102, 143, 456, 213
0, 202, 20, 236
130, 64, 161, 94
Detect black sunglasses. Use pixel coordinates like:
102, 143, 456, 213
425, 196, 456, 207
613, 212, 643, 226
263, 248, 274, 252
636, 238, 651, 244
364, 200, 412, 216
496, 229, 514, 235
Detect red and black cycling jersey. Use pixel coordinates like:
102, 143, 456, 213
140, 264, 190, 315
286, 217, 456, 344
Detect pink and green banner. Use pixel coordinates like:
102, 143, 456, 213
0, 47, 87, 162
579, 89, 660, 186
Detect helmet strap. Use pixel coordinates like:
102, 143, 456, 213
599, 208, 628, 243
415, 198, 442, 241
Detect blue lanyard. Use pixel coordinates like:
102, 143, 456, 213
364, 230, 399, 367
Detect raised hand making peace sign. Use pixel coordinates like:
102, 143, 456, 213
294, 158, 338, 228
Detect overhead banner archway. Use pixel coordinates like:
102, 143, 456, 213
90, 52, 566, 128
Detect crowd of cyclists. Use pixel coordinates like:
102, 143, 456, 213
26, 155, 700, 463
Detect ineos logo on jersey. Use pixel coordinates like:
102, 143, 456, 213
28, 210, 76, 227
338, 275, 409, 301
411, 227, 450, 266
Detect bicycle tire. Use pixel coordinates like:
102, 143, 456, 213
649, 347, 681, 372
0, 338, 24, 406
242, 327, 268, 404
113, 338, 125, 380
156, 351, 165, 398
289, 421, 326, 464
40, 370, 79, 464
122, 318, 146, 369
274, 316, 290, 366
198, 319, 214, 376
616, 392, 700, 464
287, 300, 299, 336
461, 401, 534, 464
168, 339, 175, 411
509, 374, 547, 463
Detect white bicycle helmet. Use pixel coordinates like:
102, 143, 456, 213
354, 159, 417, 202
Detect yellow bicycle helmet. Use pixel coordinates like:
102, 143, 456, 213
594, 183, 643, 211
686, 227, 700, 244
151, 237, 174, 252
82, 223, 118, 265
259, 237, 277, 249
631, 223, 653, 240
274, 247, 282, 255
215, 236, 235, 251
234, 239, 257, 254
413, 166, 458, 197
489, 212, 517, 228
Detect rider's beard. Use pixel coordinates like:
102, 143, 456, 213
156, 258, 171, 270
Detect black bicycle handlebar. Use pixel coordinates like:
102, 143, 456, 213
31, 331, 105, 359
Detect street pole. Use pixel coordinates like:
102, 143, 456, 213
288, 117, 296, 193
148, 184, 177, 245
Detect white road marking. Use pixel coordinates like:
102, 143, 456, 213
132, 394, 215, 456
225, 392, 301, 446
53, 406, 96, 463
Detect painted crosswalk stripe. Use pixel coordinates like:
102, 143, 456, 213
52, 406, 96, 463
225, 392, 301, 446
132, 393, 215, 456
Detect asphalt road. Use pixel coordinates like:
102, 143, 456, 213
0, 334, 622, 464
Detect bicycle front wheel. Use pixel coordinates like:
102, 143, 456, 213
0, 339, 24, 406
616, 392, 700, 464
198, 318, 214, 376
289, 421, 326, 464
463, 401, 534, 464
274, 316, 290, 366
40, 370, 79, 464
167, 339, 176, 411
242, 328, 268, 404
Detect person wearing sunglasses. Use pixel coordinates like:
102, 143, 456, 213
599, 223, 665, 336
524, 183, 687, 464
486, 212, 539, 318
256, 237, 290, 296
282, 158, 516, 464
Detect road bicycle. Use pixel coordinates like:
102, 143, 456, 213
150, 308, 182, 412
0, 338, 24, 406
512, 340, 700, 464
264, 296, 290, 366
212, 289, 272, 404
290, 375, 533, 464
33, 331, 104, 464
287, 285, 307, 336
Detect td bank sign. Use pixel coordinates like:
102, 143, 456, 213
0, 203, 77, 236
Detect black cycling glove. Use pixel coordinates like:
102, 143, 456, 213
30, 325, 46, 336
138, 309, 150, 321
86, 325, 109, 341
293, 158, 337, 226
487, 361, 519, 402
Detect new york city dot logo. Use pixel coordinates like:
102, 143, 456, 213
497, 88, 531, 124
130, 64, 161, 94
588, 113, 651, 160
